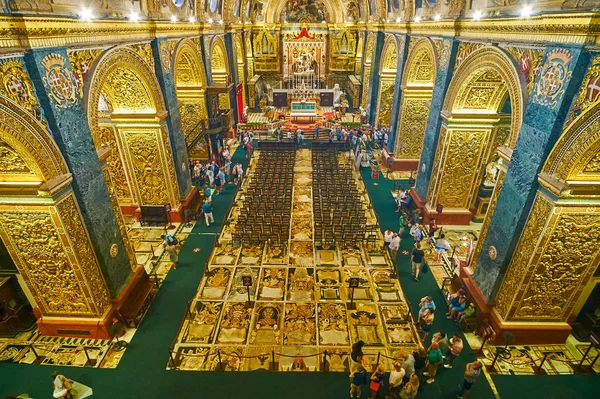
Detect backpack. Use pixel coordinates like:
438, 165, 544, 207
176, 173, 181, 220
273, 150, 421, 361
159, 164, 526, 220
165, 235, 178, 246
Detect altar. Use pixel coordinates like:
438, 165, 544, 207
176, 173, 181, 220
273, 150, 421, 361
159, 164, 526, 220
290, 100, 317, 123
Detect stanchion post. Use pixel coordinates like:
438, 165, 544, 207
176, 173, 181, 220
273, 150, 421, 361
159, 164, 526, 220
536, 353, 548, 374
323, 350, 328, 371
376, 352, 381, 366
477, 333, 490, 353
168, 349, 176, 369
270, 350, 276, 371
217, 349, 224, 370
29, 344, 38, 360
577, 342, 594, 372
82, 346, 91, 366
488, 348, 501, 372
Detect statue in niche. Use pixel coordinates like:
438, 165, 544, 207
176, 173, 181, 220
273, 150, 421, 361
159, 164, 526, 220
259, 91, 269, 112
340, 92, 348, 115
483, 158, 501, 188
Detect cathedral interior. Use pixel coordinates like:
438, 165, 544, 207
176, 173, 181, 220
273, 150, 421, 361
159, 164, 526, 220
0, 0, 600, 398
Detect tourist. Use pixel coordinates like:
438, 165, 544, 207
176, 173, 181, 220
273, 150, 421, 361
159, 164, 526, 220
419, 308, 434, 342
410, 223, 423, 243
202, 199, 214, 226
350, 340, 365, 371
431, 331, 449, 353
401, 352, 415, 381
315, 124, 320, 139
418, 296, 436, 319
384, 229, 394, 248
413, 347, 427, 389
435, 234, 452, 262
423, 341, 443, 384
244, 140, 252, 160
52, 371, 72, 399
389, 362, 405, 398
395, 190, 404, 212
399, 212, 409, 236
369, 364, 385, 399
389, 233, 401, 262
213, 169, 222, 195
457, 303, 476, 324
457, 360, 483, 399
411, 242, 425, 281
399, 374, 419, 399
401, 193, 412, 212
444, 333, 463, 368
349, 365, 368, 399
287, 130, 292, 141
161, 234, 179, 270
233, 162, 244, 187
299, 129, 305, 146
384, 131, 388, 147
206, 163, 214, 186
426, 218, 437, 245
447, 293, 467, 320
203, 184, 212, 203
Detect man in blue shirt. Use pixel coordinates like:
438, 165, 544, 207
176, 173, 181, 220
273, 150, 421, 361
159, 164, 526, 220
202, 199, 214, 226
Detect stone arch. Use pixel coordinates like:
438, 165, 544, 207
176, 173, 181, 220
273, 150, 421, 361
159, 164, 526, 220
83, 45, 180, 209
0, 93, 68, 185
443, 46, 525, 149
394, 38, 437, 164
210, 36, 229, 84
376, 35, 398, 127
543, 101, 600, 183
425, 46, 525, 226
84, 46, 167, 141
174, 39, 210, 157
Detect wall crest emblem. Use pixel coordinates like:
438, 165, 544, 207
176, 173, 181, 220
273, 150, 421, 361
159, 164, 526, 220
531, 48, 573, 110
41, 53, 77, 110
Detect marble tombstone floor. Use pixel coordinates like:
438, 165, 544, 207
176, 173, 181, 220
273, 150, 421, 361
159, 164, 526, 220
168, 148, 421, 372
0, 219, 191, 369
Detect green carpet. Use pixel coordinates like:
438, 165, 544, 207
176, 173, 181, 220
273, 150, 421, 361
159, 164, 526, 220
1, 149, 594, 399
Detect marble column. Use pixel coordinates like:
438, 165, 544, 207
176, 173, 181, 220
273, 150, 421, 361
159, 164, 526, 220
225, 32, 240, 123
472, 45, 591, 299
414, 38, 459, 201
151, 38, 193, 201
24, 48, 132, 296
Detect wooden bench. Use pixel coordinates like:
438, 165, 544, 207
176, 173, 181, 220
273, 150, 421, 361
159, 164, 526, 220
139, 204, 169, 226
118, 271, 154, 328
441, 276, 481, 333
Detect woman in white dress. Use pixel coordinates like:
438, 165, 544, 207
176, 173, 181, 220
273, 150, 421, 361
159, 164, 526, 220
52, 371, 93, 399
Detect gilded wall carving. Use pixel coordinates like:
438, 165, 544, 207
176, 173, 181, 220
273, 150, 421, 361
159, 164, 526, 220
130, 43, 155, 70
512, 212, 600, 321
102, 68, 155, 112
531, 48, 573, 110
504, 46, 544, 96
160, 125, 181, 202
361, 65, 371, 108
426, 124, 446, 206
381, 37, 398, 72
470, 169, 506, 271
495, 194, 553, 319
56, 195, 111, 313
436, 130, 487, 208
159, 40, 177, 73
101, 167, 136, 271
584, 153, 600, 172
181, 103, 206, 146
364, 33, 375, 63
0, 208, 99, 316
97, 126, 132, 202
565, 54, 600, 128
40, 53, 78, 110
455, 69, 505, 111
376, 81, 394, 127
455, 42, 484, 69
395, 98, 430, 159
67, 49, 103, 99
0, 58, 46, 125
124, 131, 170, 206
0, 140, 32, 174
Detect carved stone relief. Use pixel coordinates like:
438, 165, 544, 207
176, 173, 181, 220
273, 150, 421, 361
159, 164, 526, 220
395, 98, 430, 159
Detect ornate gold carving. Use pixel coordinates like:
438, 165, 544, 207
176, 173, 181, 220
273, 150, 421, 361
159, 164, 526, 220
455, 69, 505, 111
0, 58, 46, 125
584, 153, 600, 172
436, 130, 487, 208
438, 39, 451, 72
102, 67, 155, 112
455, 42, 484, 69
0, 94, 68, 182
381, 36, 398, 72
0, 140, 32, 174
426, 124, 446, 206
531, 48, 573, 110
504, 46, 544, 96
471, 169, 506, 271
395, 98, 430, 159
376, 81, 394, 128
175, 41, 207, 87
56, 195, 111, 313
564, 54, 600, 129
361, 65, 371, 108
40, 53, 78, 110
67, 48, 103, 99
130, 43, 155, 70
124, 131, 170, 205
97, 126, 131, 202
160, 40, 177, 73
443, 46, 524, 149
101, 166, 136, 270
364, 32, 375, 63
181, 103, 206, 147
211, 38, 229, 83
495, 194, 553, 319
160, 125, 181, 201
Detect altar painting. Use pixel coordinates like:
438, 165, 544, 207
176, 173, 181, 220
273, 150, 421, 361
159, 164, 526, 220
281, 0, 329, 23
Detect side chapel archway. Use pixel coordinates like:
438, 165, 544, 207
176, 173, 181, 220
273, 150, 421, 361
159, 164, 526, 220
425, 47, 525, 229
394, 38, 436, 170
0, 93, 112, 327
85, 46, 181, 212
210, 37, 231, 109
375, 35, 398, 128
173, 39, 209, 159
